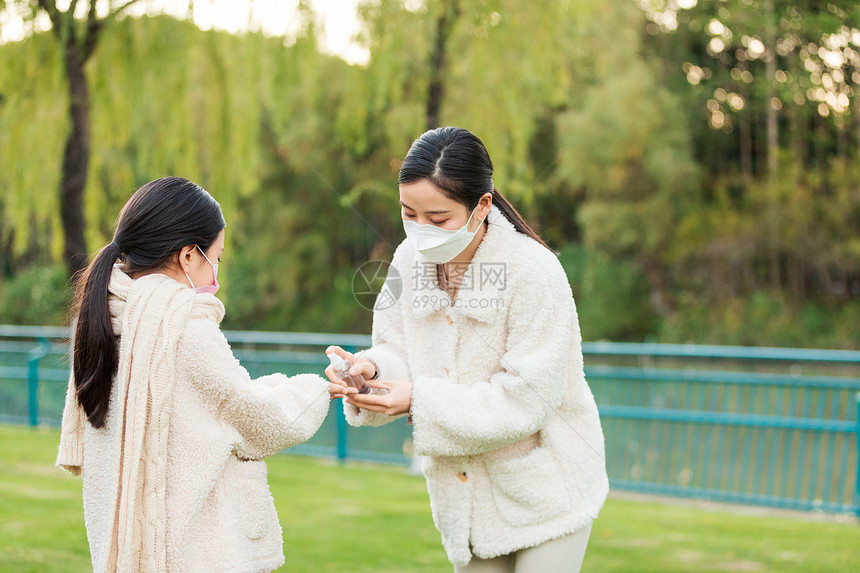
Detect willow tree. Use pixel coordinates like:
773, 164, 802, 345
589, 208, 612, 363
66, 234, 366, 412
1, 1, 141, 276
0, 0, 276, 276
1, 11, 309, 330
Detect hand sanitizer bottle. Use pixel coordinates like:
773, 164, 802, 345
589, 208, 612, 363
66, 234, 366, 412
327, 352, 371, 394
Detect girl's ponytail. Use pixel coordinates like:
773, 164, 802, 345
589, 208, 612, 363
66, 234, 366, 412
491, 188, 554, 253
72, 241, 121, 429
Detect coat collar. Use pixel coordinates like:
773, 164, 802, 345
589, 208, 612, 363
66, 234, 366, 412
108, 264, 225, 329
408, 204, 515, 323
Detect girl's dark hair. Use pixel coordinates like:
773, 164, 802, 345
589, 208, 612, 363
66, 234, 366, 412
72, 176, 225, 428
398, 126, 552, 251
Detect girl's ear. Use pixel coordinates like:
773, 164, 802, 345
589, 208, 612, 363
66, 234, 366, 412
177, 245, 196, 274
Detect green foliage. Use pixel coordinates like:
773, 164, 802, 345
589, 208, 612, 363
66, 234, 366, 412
559, 243, 659, 342
546, 3, 704, 322
0, 32, 65, 258
661, 290, 860, 350
0, 2, 857, 346
0, 264, 70, 325
84, 16, 270, 244
224, 149, 375, 333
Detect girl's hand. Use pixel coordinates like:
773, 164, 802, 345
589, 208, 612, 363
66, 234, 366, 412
328, 382, 355, 401
324, 345, 375, 400
324, 345, 378, 382
345, 378, 412, 416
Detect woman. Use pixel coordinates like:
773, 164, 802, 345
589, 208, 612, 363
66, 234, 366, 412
326, 127, 608, 572
57, 177, 334, 573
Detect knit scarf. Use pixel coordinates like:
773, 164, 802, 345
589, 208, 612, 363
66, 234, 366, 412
104, 265, 224, 572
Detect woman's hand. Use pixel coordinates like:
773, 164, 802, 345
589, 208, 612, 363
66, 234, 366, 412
324, 345, 375, 400
345, 378, 413, 416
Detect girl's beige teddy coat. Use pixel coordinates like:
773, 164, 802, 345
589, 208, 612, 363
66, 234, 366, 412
345, 205, 609, 567
57, 266, 330, 573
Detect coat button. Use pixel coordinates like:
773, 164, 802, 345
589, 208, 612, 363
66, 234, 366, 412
446, 315, 453, 326
457, 471, 468, 482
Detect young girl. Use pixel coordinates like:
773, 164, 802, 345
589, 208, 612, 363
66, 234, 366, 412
58, 177, 335, 573
326, 127, 609, 572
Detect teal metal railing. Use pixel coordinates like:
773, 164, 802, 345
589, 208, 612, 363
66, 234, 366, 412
1, 324, 858, 516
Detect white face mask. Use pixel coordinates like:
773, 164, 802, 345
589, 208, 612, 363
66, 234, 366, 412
403, 206, 487, 264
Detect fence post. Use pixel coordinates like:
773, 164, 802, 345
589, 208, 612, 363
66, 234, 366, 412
336, 399, 347, 464
335, 345, 360, 464
27, 343, 46, 427
855, 392, 860, 518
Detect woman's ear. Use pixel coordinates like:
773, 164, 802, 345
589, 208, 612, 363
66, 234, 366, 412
479, 192, 493, 220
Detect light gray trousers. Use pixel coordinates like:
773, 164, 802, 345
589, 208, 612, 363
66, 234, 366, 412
454, 522, 593, 573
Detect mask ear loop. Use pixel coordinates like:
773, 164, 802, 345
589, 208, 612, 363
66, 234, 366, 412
468, 199, 491, 233
182, 245, 214, 289
461, 203, 483, 233
196, 245, 218, 281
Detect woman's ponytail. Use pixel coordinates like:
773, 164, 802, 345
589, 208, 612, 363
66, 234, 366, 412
72, 241, 121, 429
491, 188, 555, 253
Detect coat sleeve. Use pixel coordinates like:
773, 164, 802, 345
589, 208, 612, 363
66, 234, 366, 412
410, 262, 576, 457
343, 252, 412, 428
56, 370, 86, 475
178, 319, 331, 460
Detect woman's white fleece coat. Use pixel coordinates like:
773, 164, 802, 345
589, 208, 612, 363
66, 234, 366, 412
345, 205, 609, 566
57, 272, 331, 573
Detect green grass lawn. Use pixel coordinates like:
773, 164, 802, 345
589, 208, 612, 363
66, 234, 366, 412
1, 424, 858, 572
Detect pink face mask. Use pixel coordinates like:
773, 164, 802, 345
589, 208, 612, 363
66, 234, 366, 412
185, 245, 219, 295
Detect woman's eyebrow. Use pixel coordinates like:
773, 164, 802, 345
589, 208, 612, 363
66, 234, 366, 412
399, 200, 451, 215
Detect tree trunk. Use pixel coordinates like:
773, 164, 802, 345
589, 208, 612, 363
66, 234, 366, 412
61, 46, 90, 278
765, 0, 778, 178
738, 66, 753, 178
640, 256, 674, 316
765, 69, 778, 177
835, 115, 847, 160
38, 0, 138, 278
790, 89, 807, 164
739, 115, 752, 177
426, 0, 460, 131
855, 96, 860, 159
856, 95, 860, 158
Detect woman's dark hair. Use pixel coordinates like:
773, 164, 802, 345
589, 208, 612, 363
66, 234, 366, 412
72, 176, 225, 428
398, 126, 552, 251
